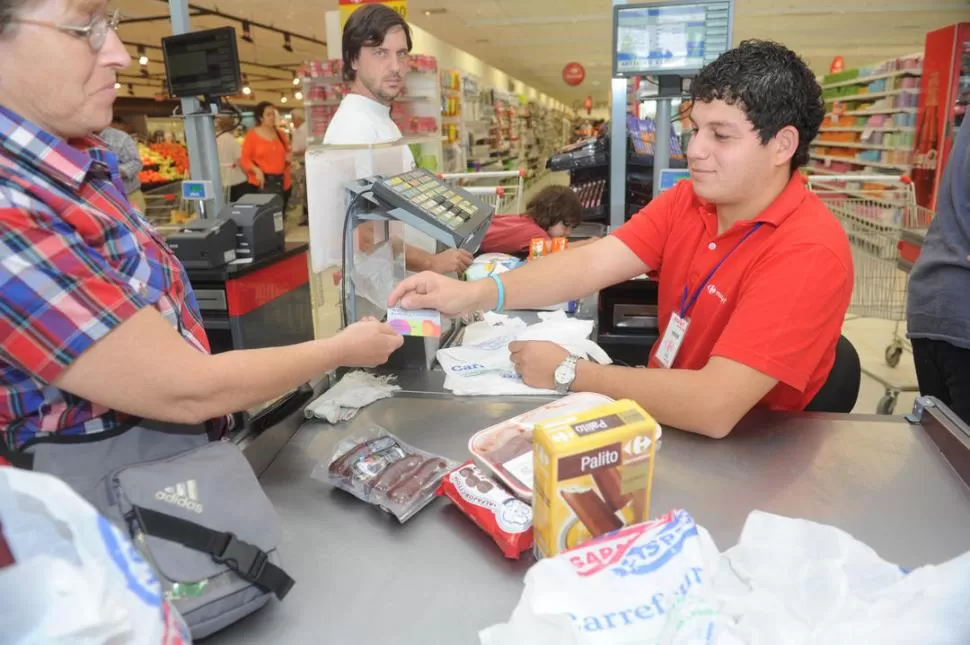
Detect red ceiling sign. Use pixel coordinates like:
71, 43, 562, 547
562, 62, 586, 86
830, 56, 845, 74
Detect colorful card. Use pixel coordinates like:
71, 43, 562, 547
387, 307, 442, 337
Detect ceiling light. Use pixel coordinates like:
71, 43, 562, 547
138, 45, 148, 66
241, 20, 253, 43
283, 32, 293, 52
424, 8, 447, 15
294, 90, 303, 100
114, 82, 121, 89
242, 86, 252, 95
292, 75, 300, 86
280, 95, 288, 104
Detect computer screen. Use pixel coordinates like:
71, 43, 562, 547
613, 0, 733, 77
162, 27, 242, 98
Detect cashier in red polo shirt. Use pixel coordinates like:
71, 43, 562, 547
389, 40, 853, 438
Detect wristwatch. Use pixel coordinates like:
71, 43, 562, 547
554, 355, 581, 394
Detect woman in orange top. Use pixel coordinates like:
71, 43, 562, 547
241, 102, 292, 212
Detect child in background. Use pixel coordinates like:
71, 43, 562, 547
480, 185, 596, 256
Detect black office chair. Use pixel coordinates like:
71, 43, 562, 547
804, 335, 861, 413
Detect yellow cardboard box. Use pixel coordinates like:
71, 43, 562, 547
532, 399, 659, 558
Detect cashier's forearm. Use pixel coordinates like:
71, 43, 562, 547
405, 245, 434, 272
572, 362, 733, 438
474, 237, 645, 311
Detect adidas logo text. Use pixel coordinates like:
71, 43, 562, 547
155, 479, 204, 513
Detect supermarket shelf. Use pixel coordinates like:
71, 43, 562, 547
824, 88, 919, 103
819, 126, 914, 133
834, 107, 920, 117
822, 68, 923, 90
809, 153, 911, 172
305, 99, 342, 107
441, 116, 461, 124
441, 88, 461, 97
810, 181, 905, 206
804, 166, 844, 175
812, 141, 912, 152
397, 96, 435, 103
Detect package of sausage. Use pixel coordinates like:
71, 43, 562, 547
438, 461, 533, 559
313, 426, 457, 523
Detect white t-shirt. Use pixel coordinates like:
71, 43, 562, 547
291, 122, 308, 157
216, 132, 247, 187
324, 93, 435, 253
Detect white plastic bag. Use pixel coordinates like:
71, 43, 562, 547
480, 509, 722, 645
0, 468, 191, 645
482, 509, 970, 645
438, 313, 612, 396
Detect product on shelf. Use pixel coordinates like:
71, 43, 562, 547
137, 142, 187, 186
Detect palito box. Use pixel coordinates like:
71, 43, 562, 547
532, 399, 659, 559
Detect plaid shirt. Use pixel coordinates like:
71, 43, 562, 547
0, 106, 216, 449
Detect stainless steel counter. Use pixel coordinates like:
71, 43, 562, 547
207, 378, 970, 645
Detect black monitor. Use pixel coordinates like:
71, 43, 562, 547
162, 27, 241, 98
613, 0, 733, 78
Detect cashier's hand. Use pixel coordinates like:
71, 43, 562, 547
509, 341, 569, 390
334, 319, 404, 367
388, 272, 478, 317
430, 248, 474, 275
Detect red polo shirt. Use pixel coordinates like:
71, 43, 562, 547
613, 175, 853, 411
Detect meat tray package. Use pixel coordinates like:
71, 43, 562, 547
438, 461, 533, 559
313, 426, 457, 523
468, 392, 622, 501
533, 399, 660, 559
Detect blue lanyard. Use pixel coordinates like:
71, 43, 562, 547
679, 223, 764, 319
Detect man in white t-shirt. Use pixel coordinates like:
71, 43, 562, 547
324, 4, 472, 275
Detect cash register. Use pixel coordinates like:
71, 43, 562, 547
168, 194, 286, 269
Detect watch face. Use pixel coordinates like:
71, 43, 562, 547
555, 362, 574, 385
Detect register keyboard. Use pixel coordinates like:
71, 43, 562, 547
370, 168, 493, 250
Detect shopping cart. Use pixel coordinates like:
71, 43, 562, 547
440, 169, 526, 214
806, 175, 934, 414
143, 180, 191, 231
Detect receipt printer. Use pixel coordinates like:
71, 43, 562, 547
168, 218, 238, 269
226, 193, 285, 259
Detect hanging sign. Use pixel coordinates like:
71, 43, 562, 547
339, 0, 408, 28
830, 56, 845, 74
562, 62, 586, 87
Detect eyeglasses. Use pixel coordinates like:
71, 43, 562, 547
11, 8, 121, 53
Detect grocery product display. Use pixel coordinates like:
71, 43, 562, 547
807, 54, 923, 181
138, 142, 188, 188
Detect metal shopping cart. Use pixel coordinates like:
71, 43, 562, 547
143, 180, 192, 232
440, 169, 526, 214
806, 175, 934, 414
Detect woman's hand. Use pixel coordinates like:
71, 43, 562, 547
333, 318, 404, 367
252, 167, 265, 188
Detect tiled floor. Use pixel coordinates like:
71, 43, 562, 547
289, 173, 921, 417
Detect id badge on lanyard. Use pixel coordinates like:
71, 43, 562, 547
656, 223, 764, 369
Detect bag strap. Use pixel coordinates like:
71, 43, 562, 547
0, 436, 33, 470
132, 505, 294, 600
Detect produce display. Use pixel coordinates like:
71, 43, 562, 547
138, 143, 188, 186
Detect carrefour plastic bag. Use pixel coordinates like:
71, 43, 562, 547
481, 509, 970, 645
0, 467, 190, 645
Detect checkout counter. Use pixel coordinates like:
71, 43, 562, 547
206, 168, 970, 644
213, 370, 970, 645
167, 194, 314, 355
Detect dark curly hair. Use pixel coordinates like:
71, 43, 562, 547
690, 40, 824, 172
526, 185, 583, 231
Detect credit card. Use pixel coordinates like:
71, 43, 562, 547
386, 307, 442, 337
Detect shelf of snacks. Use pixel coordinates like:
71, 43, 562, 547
808, 54, 923, 184
138, 142, 187, 188
440, 69, 465, 173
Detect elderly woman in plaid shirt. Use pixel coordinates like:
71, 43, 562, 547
0, 0, 403, 451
